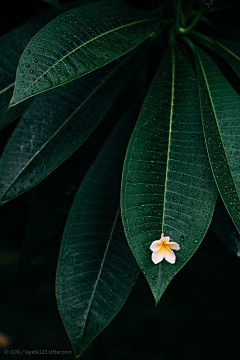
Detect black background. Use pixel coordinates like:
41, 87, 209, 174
1, 1, 240, 359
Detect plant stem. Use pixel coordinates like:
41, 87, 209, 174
169, 28, 175, 44
174, 0, 182, 33
189, 31, 219, 53
185, 0, 196, 22
199, 16, 215, 30
179, 11, 202, 34
180, 11, 186, 28
189, 30, 216, 45
149, 25, 168, 41
181, 36, 195, 52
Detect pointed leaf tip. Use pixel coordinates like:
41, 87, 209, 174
0, 54, 137, 204
121, 45, 217, 303
56, 102, 142, 355
196, 48, 240, 235
0, 0, 89, 118
10, 1, 158, 106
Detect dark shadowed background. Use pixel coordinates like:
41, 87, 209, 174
1, 1, 240, 359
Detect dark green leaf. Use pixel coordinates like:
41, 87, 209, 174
18, 92, 123, 269
211, 197, 240, 257
19, 152, 85, 269
56, 104, 141, 357
0, 23, 48, 129
196, 49, 240, 235
19, 52, 148, 270
215, 39, 240, 78
121, 46, 217, 304
9, 0, 158, 108
0, 54, 137, 205
0, 1, 88, 129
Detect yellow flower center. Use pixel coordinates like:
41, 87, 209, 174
160, 239, 168, 246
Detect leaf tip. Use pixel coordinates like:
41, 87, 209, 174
154, 295, 161, 307
7, 98, 16, 111
151, 283, 165, 306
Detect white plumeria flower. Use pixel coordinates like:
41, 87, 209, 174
150, 233, 180, 264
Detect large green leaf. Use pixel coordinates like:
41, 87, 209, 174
56, 104, 141, 357
121, 46, 217, 304
19, 51, 148, 270
19, 150, 85, 269
0, 22, 49, 129
196, 49, 240, 235
9, 0, 158, 108
0, 54, 137, 205
0, 1, 89, 129
211, 197, 240, 257
215, 39, 240, 78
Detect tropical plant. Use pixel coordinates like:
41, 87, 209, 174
2, 0, 240, 357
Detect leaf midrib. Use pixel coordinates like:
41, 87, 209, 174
1, 59, 126, 201
161, 45, 175, 234
80, 208, 120, 352
216, 41, 240, 62
18, 17, 156, 99
197, 51, 240, 204
0, 82, 15, 95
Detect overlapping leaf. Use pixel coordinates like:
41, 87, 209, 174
20, 150, 85, 268
0, 22, 49, 129
20, 126, 104, 268
121, 46, 217, 304
215, 39, 240, 78
56, 104, 141, 357
9, 0, 158, 107
0, 1, 88, 129
197, 49, 240, 235
19, 48, 149, 269
211, 197, 240, 257
0, 54, 137, 205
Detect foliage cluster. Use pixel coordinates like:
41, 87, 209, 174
2, 0, 240, 357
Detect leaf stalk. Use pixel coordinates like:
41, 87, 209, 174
179, 11, 202, 34
189, 30, 217, 52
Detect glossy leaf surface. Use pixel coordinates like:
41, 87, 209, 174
197, 49, 240, 235
56, 105, 140, 357
0, 22, 48, 129
216, 39, 240, 78
9, 0, 158, 108
0, 1, 88, 129
0, 55, 136, 204
121, 46, 217, 304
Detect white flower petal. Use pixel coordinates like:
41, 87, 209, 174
164, 247, 176, 264
167, 242, 180, 250
152, 248, 164, 264
150, 240, 161, 252
163, 236, 170, 242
